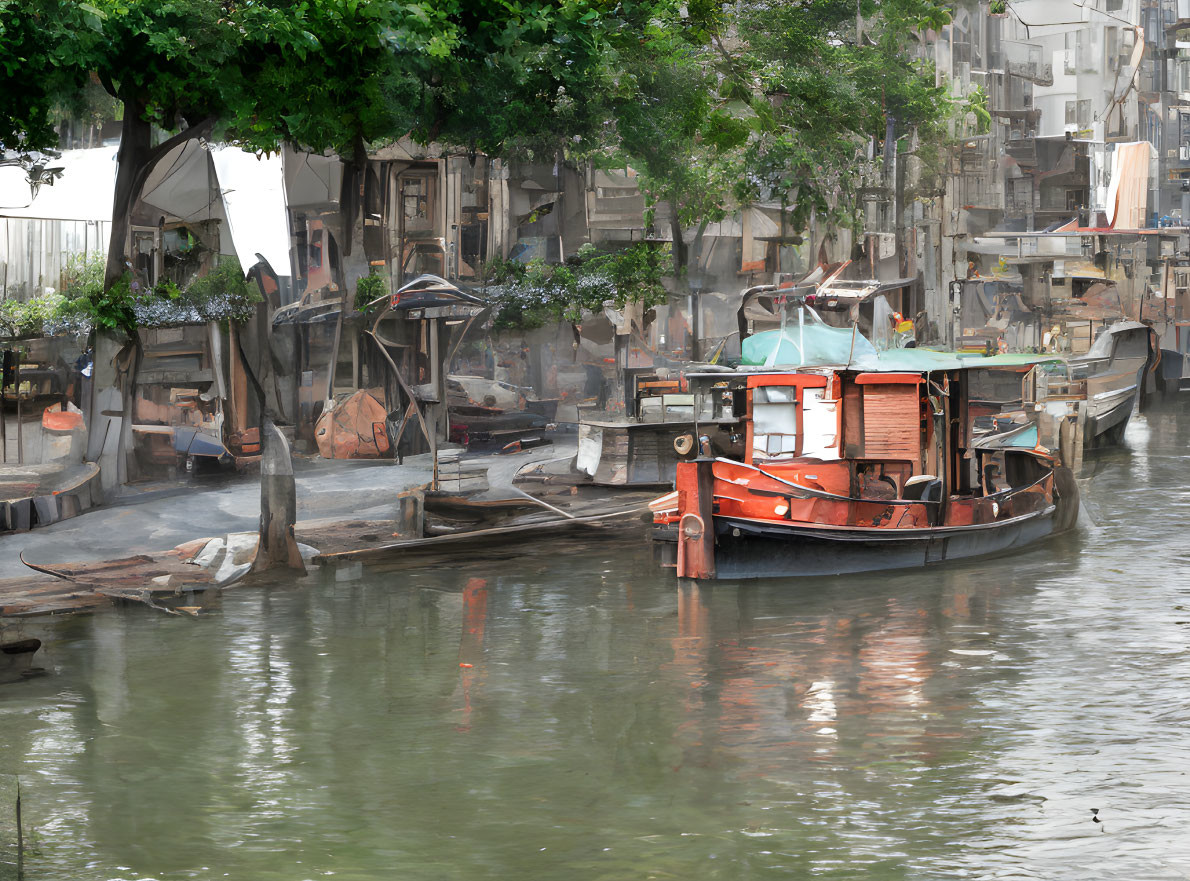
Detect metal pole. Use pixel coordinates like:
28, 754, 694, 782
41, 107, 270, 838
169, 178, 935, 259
1, 350, 7, 463
3, 218, 9, 300
15, 350, 22, 465
431, 418, 439, 491
798, 305, 805, 367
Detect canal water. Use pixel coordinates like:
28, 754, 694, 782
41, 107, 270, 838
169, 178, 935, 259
2, 407, 1189, 881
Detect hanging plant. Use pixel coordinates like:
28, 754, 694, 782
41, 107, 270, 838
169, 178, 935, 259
480, 242, 670, 331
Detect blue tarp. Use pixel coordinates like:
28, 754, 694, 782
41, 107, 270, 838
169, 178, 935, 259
740, 326, 877, 367
741, 328, 1062, 373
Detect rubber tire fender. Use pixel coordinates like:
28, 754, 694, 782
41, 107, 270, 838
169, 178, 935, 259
673, 433, 696, 456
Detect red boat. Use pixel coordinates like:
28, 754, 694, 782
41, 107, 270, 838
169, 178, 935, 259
651, 364, 1080, 579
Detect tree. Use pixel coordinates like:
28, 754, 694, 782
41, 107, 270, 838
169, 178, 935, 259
0, 0, 81, 152
607, 4, 740, 276
4, 0, 668, 296
730, 0, 950, 233
2, 0, 432, 488
604, 0, 950, 274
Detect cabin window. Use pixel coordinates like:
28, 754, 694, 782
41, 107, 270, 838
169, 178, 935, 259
752, 385, 799, 460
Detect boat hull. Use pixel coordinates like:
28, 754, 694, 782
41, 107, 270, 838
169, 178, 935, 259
1085, 390, 1136, 449
657, 483, 1078, 580
717, 510, 1060, 578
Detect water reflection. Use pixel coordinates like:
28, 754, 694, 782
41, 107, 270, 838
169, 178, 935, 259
3, 407, 1190, 879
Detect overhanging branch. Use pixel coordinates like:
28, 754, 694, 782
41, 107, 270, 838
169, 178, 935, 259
127, 116, 218, 213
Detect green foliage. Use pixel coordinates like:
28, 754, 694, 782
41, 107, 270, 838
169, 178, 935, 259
4, 0, 953, 306
966, 85, 992, 134
0, 0, 83, 150
729, 0, 950, 230
0, 252, 121, 338
355, 272, 389, 313
0, 292, 69, 338
181, 258, 258, 322
0, 256, 262, 339
602, 8, 732, 238
58, 274, 137, 334
3, 0, 650, 310
482, 242, 669, 330
61, 251, 106, 298
600, 0, 951, 253
3, 0, 665, 162
396, 1, 652, 159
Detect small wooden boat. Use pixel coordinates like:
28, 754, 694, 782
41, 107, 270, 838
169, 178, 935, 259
651, 363, 1079, 579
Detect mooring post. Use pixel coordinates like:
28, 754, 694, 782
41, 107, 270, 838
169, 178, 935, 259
674, 458, 716, 580
254, 418, 305, 573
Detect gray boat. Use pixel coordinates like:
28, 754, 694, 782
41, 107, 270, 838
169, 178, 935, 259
1025, 321, 1157, 452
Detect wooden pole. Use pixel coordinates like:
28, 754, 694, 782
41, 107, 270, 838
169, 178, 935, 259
14, 350, 22, 465
2, 350, 8, 463
16, 776, 24, 881
253, 418, 305, 573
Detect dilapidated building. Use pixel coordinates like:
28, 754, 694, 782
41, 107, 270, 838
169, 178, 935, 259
937, 0, 1190, 365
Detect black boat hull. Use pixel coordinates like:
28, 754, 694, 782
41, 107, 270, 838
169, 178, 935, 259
656, 481, 1078, 580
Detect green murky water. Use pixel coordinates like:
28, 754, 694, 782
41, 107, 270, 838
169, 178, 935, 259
3, 408, 1190, 880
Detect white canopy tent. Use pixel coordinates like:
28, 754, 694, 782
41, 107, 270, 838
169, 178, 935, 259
0, 147, 118, 222
1, 147, 118, 296
141, 141, 292, 277
210, 146, 291, 277
140, 140, 220, 223
2, 140, 298, 296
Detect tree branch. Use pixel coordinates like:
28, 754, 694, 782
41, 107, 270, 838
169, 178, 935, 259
97, 70, 118, 99
128, 116, 218, 207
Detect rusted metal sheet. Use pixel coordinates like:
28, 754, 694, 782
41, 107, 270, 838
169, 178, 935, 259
674, 459, 715, 580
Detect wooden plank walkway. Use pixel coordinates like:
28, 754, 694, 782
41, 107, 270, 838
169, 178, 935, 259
1, 488, 655, 623
1, 544, 220, 620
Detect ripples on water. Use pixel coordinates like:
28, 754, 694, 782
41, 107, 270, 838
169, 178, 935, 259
2, 408, 1189, 880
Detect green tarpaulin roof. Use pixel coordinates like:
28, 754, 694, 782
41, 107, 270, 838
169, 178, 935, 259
740, 328, 1062, 372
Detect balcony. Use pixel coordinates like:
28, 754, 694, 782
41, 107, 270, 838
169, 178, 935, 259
989, 107, 1041, 125
1005, 135, 1039, 168
1007, 60, 1054, 87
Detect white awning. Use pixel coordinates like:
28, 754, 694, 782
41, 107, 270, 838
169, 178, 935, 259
0, 146, 118, 221
210, 146, 292, 277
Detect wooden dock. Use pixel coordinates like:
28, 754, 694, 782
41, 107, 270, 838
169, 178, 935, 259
1, 487, 655, 626
1, 543, 221, 622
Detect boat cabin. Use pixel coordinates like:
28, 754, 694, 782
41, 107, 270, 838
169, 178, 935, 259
680, 362, 1057, 531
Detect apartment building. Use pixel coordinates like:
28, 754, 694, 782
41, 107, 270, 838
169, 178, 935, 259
937, 0, 1190, 355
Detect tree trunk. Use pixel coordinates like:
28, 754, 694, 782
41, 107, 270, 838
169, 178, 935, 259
95, 102, 216, 493
105, 100, 153, 290
105, 102, 217, 292
339, 134, 369, 260
669, 210, 687, 277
